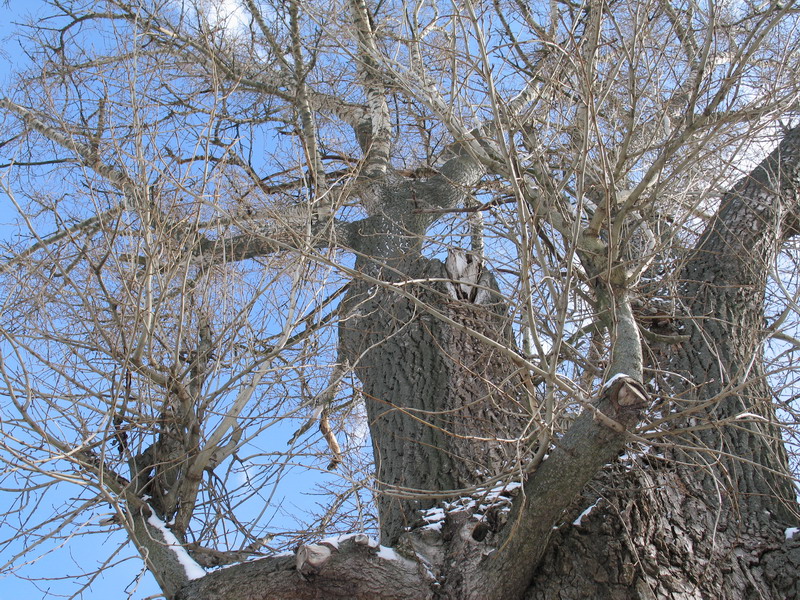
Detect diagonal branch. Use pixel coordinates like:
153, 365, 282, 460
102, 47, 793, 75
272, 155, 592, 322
0, 98, 134, 190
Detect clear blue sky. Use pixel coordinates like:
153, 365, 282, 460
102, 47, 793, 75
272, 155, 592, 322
0, 3, 165, 587
0, 3, 338, 598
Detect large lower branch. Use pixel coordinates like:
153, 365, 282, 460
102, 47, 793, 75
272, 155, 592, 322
175, 535, 432, 600
128, 504, 206, 599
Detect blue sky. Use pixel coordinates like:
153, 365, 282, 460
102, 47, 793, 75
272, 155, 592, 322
0, 3, 346, 598
1, 1, 797, 597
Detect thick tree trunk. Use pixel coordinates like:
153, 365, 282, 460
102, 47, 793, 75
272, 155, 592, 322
340, 216, 530, 544
523, 128, 800, 599
524, 465, 800, 600
658, 127, 799, 542
668, 128, 800, 525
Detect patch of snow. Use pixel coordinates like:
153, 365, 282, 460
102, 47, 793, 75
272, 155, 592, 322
785, 527, 799, 540
319, 533, 378, 549
377, 545, 401, 560
418, 481, 523, 530
319, 535, 342, 549
422, 507, 446, 522
147, 510, 206, 580
601, 373, 628, 391
573, 499, 601, 527
734, 412, 767, 421
421, 506, 448, 530
421, 562, 437, 581
484, 482, 521, 501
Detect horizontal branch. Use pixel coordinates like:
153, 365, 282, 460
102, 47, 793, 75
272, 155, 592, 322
195, 217, 361, 263
176, 535, 432, 600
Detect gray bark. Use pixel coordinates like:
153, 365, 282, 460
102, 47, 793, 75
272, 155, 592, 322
339, 172, 531, 544
523, 465, 800, 600
668, 126, 800, 525
177, 536, 432, 600
519, 128, 800, 599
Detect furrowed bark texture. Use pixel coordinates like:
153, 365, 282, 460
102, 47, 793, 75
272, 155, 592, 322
516, 129, 800, 599
668, 126, 800, 524
339, 172, 531, 544
176, 537, 433, 600
523, 465, 800, 600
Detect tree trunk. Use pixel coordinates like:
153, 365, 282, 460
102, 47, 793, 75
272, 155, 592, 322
523, 128, 800, 599
524, 465, 800, 600
668, 128, 800, 526
340, 190, 530, 544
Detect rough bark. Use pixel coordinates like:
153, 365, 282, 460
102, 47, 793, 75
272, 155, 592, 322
339, 178, 531, 544
667, 126, 800, 526
176, 536, 433, 600
5, 3, 800, 598
518, 128, 800, 599
524, 465, 800, 600
130, 506, 192, 600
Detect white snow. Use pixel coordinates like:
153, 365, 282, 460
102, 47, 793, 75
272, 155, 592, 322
785, 527, 799, 540
421, 506, 446, 530
303, 535, 407, 563
486, 481, 521, 498
417, 482, 523, 531
318, 535, 342, 549
573, 499, 601, 527
601, 373, 628, 391
319, 533, 379, 549
377, 545, 401, 560
147, 510, 206, 580
423, 483, 522, 520
734, 412, 767, 421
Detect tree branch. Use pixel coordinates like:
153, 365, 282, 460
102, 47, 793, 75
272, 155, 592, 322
175, 535, 432, 600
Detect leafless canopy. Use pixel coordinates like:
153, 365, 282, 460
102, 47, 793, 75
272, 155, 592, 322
1, 0, 800, 598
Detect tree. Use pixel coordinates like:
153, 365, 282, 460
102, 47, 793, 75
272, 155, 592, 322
1, 0, 800, 598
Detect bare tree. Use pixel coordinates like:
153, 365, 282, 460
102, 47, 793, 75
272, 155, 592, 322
1, 0, 800, 598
